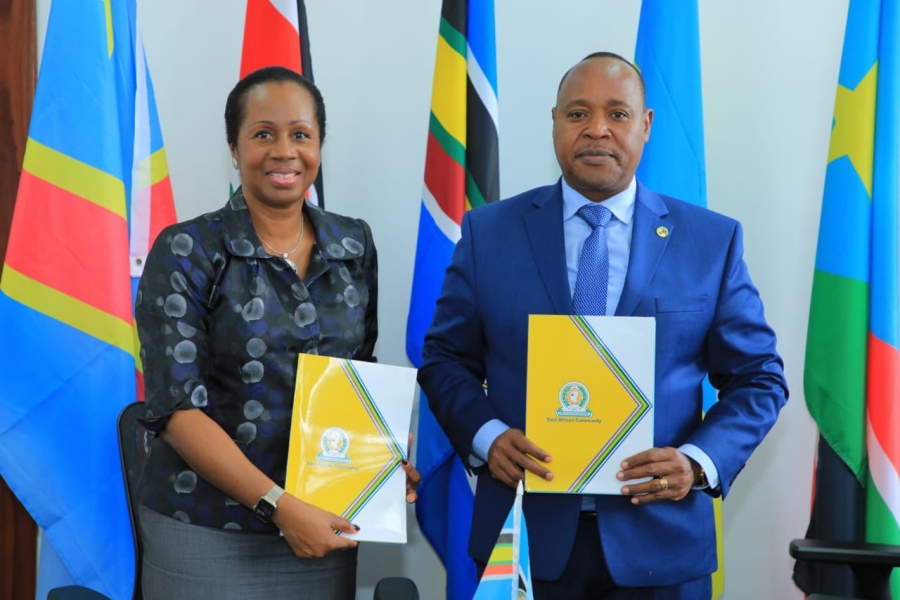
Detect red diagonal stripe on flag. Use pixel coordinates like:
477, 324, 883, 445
424, 132, 466, 226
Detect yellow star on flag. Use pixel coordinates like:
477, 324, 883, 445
827, 63, 877, 198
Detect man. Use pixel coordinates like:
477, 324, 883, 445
417, 52, 788, 598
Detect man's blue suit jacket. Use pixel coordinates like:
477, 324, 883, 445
418, 180, 788, 586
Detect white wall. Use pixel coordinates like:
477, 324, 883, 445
35, 1, 850, 598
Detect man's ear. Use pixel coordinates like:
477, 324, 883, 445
643, 108, 654, 140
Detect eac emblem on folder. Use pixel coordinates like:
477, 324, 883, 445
558, 381, 592, 416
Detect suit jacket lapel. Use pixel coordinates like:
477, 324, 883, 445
616, 182, 672, 316
524, 181, 573, 314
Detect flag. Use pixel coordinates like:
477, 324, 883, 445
793, 436, 865, 595
634, 2, 725, 597
472, 482, 533, 600
634, 0, 706, 206
237, 0, 323, 206
0, 0, 176, 597
407, 0, 499, 598
795, 0, 900, 595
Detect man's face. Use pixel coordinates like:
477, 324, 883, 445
552, 58, 653, 202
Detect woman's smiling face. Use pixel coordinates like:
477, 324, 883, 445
230, 80, 321, 209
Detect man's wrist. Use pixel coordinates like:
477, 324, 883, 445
473, 420, 510, 463
690, 459, 709, 488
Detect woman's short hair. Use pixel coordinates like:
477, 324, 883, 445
224, 66, 326, 146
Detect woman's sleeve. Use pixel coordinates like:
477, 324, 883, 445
359, 218, 378, 362
135, 226, 218, 434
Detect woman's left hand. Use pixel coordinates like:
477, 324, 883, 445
403, 433, 421, 503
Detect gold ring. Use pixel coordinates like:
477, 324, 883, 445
659, 476, 669, 491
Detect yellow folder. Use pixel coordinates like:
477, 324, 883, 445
524, 315, 655, 494
285, 354, 416, 543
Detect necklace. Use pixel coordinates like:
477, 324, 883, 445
258, 216, 305, 274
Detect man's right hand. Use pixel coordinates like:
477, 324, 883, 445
487, 429, 553, 488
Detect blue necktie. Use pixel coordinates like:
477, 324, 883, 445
573, 203, 613, 315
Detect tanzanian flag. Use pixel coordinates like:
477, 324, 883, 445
407, 1, 499, 599
634, 3, 725, 596
0, 0, 175, 597
795, 0, 900, 596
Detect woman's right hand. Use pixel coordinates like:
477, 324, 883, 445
273, 493, 359, 558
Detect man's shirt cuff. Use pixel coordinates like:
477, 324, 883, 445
470, 419, 510, 466
679, 443, 720, 489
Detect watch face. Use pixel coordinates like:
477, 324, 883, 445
254, 497, 276, 523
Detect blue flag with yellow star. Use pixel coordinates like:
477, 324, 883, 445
795, 0, 900, 596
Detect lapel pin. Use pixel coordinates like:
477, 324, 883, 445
656, 226, 669, 238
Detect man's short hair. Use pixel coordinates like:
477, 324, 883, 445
556, 51, 646, 106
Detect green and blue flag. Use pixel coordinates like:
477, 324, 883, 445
796, 0, 900, 595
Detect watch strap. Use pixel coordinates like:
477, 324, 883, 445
253, 484, 285, 523
696, 467, 709, 489
263, 484, 285, 505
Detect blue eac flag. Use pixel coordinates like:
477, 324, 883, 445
0, 1, 174, 597
634, 3, 725, 597
635, 0, 707, 209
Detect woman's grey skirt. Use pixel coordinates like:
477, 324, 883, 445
139, 505, 357, 600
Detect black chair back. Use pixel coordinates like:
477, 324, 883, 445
117, 402, 149, 600
374, 577, 420, 600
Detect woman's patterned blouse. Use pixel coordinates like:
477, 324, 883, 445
135, 189, 378, 533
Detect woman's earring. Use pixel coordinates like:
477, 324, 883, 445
231, 156, 238, 169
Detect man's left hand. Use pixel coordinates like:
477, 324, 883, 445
616, 447, 695, 505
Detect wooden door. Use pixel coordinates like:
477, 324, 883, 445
0, 1, 38, 598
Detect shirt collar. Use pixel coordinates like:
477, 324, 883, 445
221, 190, 268, 258
561, 176, 637, 225
221, 188, 364, 261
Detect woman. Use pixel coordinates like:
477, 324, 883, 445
135, 66, 418, 599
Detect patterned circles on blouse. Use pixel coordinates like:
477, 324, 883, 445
135, 191, 378, 532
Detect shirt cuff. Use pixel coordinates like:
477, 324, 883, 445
679, 443, 720, 490
470, 419, 510, 466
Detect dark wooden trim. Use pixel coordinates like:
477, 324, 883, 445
0, 0, 38, 598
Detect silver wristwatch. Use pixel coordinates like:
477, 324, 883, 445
253, 485, 285, 523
